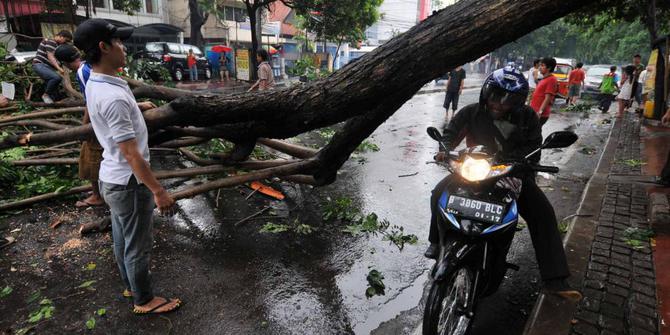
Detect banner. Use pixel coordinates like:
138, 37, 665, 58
236, 49, 250, 81
644, 49, 657, 94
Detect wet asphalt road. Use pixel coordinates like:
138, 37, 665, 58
164, 88, 613, 335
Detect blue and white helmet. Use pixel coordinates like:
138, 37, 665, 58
480, 67, 529, 109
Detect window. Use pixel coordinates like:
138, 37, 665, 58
223, 6, 246, 22
144, 0, 158, 13
145, 43, 164, 53
167, 43, 182, 54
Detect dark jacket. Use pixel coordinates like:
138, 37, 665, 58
441, 103, 542, 162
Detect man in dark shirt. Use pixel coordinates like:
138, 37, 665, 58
426, 67, 581, 301
443, 65, 466, 117
32, 30, 71, 103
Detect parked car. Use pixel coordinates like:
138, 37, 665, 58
132, 42, 211, 81
583, 65, 622, 99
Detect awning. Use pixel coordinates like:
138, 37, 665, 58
0, 0, 44, 18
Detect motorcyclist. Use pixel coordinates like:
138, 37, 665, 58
425, 67, 582, 301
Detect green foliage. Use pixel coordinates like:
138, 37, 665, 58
77, 280, 96, 289
96, 308, 106, 316
294, 0, 383, 46
355, 140, 379, 153
496, 17, 656, 66
365, 269, 385, 298
558, 221, 569, 234
623, 227, 654, 249
188, 138, 234, 156
294, 223, 315, 235
288, 57, 330, 81
315, 127, 336, 141
128, 58, 172, 83
0, 62, 42, 101
85, 317, 96, 330
27, 298, 55, 323
621, 159, 646, 167
560, 103, 595, 113
323, 197, 419, 251
322, 196, 356, 221
111, 0, 142, 15
0, 286, 12, 298
260, 223, 290, 233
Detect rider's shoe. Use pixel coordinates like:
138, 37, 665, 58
542, 278, 582, 302
424, 243, 439, 259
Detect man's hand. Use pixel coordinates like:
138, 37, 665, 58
153, 188, 175, 216
137, 101, 157, 111
662, 109, 670, 126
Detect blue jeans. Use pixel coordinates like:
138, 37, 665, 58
100, 177, 155, 305
189, 65, 198, 81
32, 63, 62, 98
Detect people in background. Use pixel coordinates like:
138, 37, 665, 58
32, 30, 72, 103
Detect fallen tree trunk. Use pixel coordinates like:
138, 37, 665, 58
0, 119, 70, 130
0, 0, 599, 186
257, 138, 318, 159
0, 107, 84, 123
10, 158, 79, 166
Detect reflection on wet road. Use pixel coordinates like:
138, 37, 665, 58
170, 88, 613, 335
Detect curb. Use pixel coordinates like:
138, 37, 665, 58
650, 193, 670, 227
522, 113, 622, 335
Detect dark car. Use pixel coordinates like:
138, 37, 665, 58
133, 42, 211, 81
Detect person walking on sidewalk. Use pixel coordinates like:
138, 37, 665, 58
443, 65, 466, 118
567, 62, 586, 106
74, 18, 181, 315
248, 49, 275, 91
425, 67, 582, 301
529, 57, 558, 126
598, 66, 619, 113
187, 49, 198, 81
32, 30, 72, 103
631, 54, 645, 110
616, 65, 635, 117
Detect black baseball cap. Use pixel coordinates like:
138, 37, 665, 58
54, 44, 81, 63
74, 19, 134, 53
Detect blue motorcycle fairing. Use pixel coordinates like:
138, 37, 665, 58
438, 191, 460, 229
481, 200, 518, 234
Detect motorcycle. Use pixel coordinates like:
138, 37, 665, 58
422, 127, 578, 335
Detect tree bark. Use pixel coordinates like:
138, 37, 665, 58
188, 0, 208, 48
1, 0, 599, 183
0, 107, 84, 123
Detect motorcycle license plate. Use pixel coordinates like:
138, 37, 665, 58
447, 196, 504, 224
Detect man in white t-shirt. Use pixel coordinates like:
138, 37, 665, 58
526, 59, 540, 101
74, 18, 181, 315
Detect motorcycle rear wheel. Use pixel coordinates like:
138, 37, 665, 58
422, 267, 474, 335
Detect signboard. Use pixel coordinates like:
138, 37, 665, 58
236, 49, 250, 81
644, 49, 657, 94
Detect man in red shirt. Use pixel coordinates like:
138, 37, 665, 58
567, 62, 585, 106
530, 57, 558, 125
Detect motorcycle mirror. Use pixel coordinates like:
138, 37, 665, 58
427, 127, 443, 142
542, 131, 578, 149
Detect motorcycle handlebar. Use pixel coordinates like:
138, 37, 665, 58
531, 165, 559, 173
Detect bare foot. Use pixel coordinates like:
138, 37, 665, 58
133, 296, 181, 314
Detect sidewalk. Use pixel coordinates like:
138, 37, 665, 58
417, 72, 487, 95
524, 111, 670, 335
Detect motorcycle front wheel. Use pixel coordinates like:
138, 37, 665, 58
422, 267, 474, 335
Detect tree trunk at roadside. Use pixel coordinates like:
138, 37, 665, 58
188, 0, 209, 48
1, 0, 600, 185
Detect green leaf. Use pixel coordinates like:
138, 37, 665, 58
86, 317, 96, 330
259, 223, 289, 234
39, 298, 53, 306
42, 305, 54, 319
78, 280, 96, 289
86, 262, 97, 271
0, 286, 12, 298
96, 308, 106, 316
28, 310, 43, 323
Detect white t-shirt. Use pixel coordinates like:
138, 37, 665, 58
527, 68, 537, 89
85, 72, 150, 185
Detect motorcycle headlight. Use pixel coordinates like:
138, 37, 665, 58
459, 157, 491, 182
